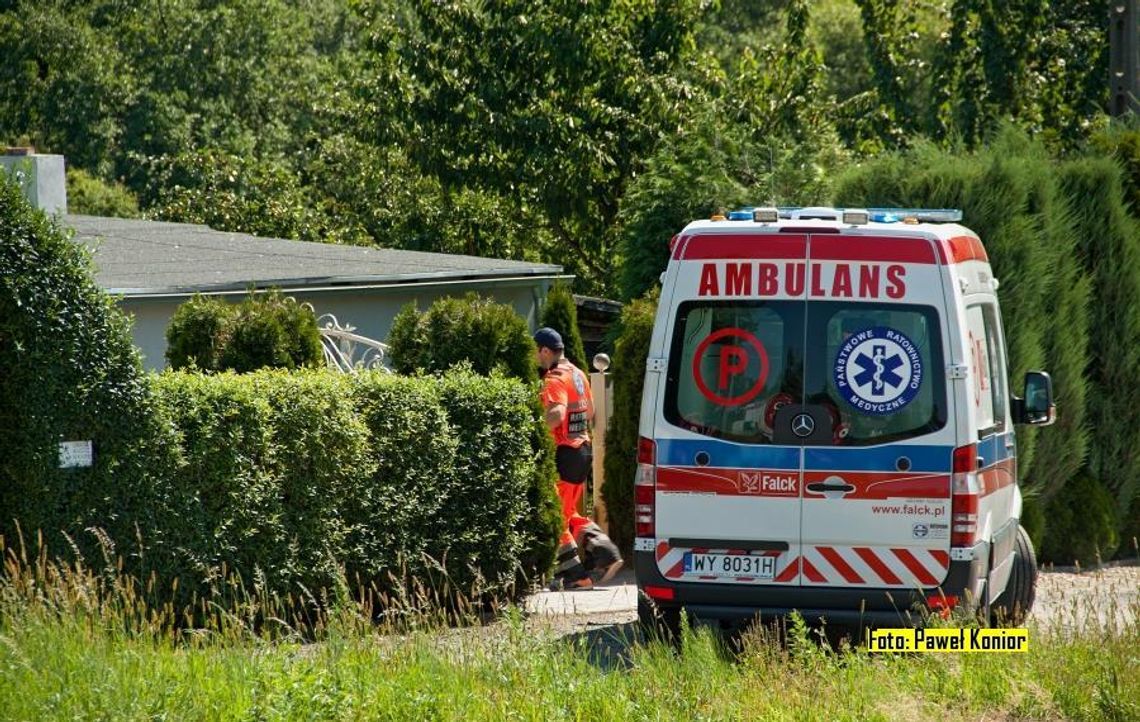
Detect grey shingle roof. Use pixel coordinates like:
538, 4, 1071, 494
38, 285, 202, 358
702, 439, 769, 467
67, 215, 563, 297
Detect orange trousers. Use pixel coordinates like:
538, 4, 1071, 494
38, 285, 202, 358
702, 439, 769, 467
557, 480, 592, 546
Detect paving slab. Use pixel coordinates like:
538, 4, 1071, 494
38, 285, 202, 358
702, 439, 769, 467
525, 568, 637, 616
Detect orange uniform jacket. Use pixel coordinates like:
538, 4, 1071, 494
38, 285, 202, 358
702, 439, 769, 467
541, 360, 593, 448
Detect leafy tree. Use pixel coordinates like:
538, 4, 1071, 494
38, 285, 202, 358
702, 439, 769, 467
358, 0, 704, 294
618, 1, 850, 301
928, 0, 1108, 149
539, 282, 587, 371
0, 3, 134, 176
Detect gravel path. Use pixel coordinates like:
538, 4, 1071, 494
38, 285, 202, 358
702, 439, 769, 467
521, 565, 1140, 642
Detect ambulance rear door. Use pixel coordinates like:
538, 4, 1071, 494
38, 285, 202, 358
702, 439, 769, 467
797, 232, 956, 591
651, 231, 809, 587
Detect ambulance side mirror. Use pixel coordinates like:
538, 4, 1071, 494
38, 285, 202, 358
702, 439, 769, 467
1013, 371, 1055, 426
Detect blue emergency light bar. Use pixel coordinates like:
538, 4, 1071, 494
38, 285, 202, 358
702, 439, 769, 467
728, 206, 963, 224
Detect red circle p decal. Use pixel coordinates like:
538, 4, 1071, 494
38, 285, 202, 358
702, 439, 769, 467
692, 328, 770, 406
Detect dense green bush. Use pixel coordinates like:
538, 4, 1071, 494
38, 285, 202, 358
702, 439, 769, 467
832, 131, 1091, 513
435, 370, 560, 594
0, 175, 178, 571
66, 167, 139, 218
1041, 473, 1120, 566
166, 291, 323, 373
152, 372, 292, 603
165, 295, 233, 370
220, 292, 323, 373
387, 293, 536, 382
1059, 158, 1140, 548
539, 282, 587, 371
601, 289, 659, 555
151, 368, 557, 608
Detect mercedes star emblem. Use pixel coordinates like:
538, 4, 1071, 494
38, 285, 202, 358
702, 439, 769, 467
792, 413, 815, 438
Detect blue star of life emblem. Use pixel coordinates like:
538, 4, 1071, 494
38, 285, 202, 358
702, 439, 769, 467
834, 326, 924, 415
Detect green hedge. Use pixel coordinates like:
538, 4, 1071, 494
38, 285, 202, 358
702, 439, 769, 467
0, 175, 178, 573
601, 288, 659, 555
151, 368, 558, 609
1058, 158, 1140, 545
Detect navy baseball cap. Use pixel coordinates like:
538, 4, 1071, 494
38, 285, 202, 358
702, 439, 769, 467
533, 327, 564, 350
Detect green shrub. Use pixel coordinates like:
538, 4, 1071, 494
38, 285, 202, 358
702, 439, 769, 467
166, 291, 323, 373
387, 293, 536, 383
65, 167, 139, 218
436, 369, 559, 595
601, 288, 659, 555
151, 372, 290, 604
165, 294, 234, 370
539, 282, 587, 371
219, 292, 323, 373
344, 373, 458, 592
0, 174, 178, 572
1040, 473, 1119, 566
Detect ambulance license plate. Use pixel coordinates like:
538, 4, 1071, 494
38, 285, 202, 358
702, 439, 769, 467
683, 553, 776, 579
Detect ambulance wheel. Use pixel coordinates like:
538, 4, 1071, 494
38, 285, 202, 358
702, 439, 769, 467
991, 525, 1037, 626
638, 593, 683, 646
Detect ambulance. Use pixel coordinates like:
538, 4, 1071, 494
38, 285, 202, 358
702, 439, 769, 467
634, 206, 1055, 636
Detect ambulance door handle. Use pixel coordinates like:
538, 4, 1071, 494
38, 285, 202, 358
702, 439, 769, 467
976, 456, 985, 470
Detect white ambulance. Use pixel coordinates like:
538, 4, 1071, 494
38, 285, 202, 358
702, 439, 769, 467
634, 206, 1055, 636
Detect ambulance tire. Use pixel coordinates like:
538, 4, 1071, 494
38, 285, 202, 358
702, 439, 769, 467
991, 525, 1037, 626
638, 593, 684, 648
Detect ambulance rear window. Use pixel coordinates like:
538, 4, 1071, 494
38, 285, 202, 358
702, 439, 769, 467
664, 301, 803, 444
664, 300, 946, 445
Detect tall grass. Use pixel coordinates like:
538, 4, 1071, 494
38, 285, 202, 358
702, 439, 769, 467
1, 544, 1137, 721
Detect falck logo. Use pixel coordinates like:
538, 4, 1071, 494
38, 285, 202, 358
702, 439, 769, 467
792, 413, 815, 438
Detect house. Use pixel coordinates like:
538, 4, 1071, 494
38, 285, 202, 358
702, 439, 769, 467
5, 151, 567, 370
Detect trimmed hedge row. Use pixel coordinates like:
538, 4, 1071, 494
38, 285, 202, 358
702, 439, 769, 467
152, 368, 560, 608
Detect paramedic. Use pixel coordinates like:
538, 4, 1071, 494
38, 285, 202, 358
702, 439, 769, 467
534, 327, 623, 589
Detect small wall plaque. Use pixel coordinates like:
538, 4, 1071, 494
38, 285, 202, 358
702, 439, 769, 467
58, 440, 93, 469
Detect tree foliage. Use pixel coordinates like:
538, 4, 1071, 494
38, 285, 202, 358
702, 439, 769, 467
538, 283, 587, 371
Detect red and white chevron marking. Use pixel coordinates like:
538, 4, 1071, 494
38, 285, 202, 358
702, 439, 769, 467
801, 546, 949, 588
654, 541, 797, 584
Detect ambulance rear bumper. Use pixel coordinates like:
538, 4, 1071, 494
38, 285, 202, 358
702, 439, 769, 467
635, 547, 987, 629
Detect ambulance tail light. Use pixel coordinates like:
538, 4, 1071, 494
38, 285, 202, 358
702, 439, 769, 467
635, 437, 657, 538
951, 443, 980, 547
